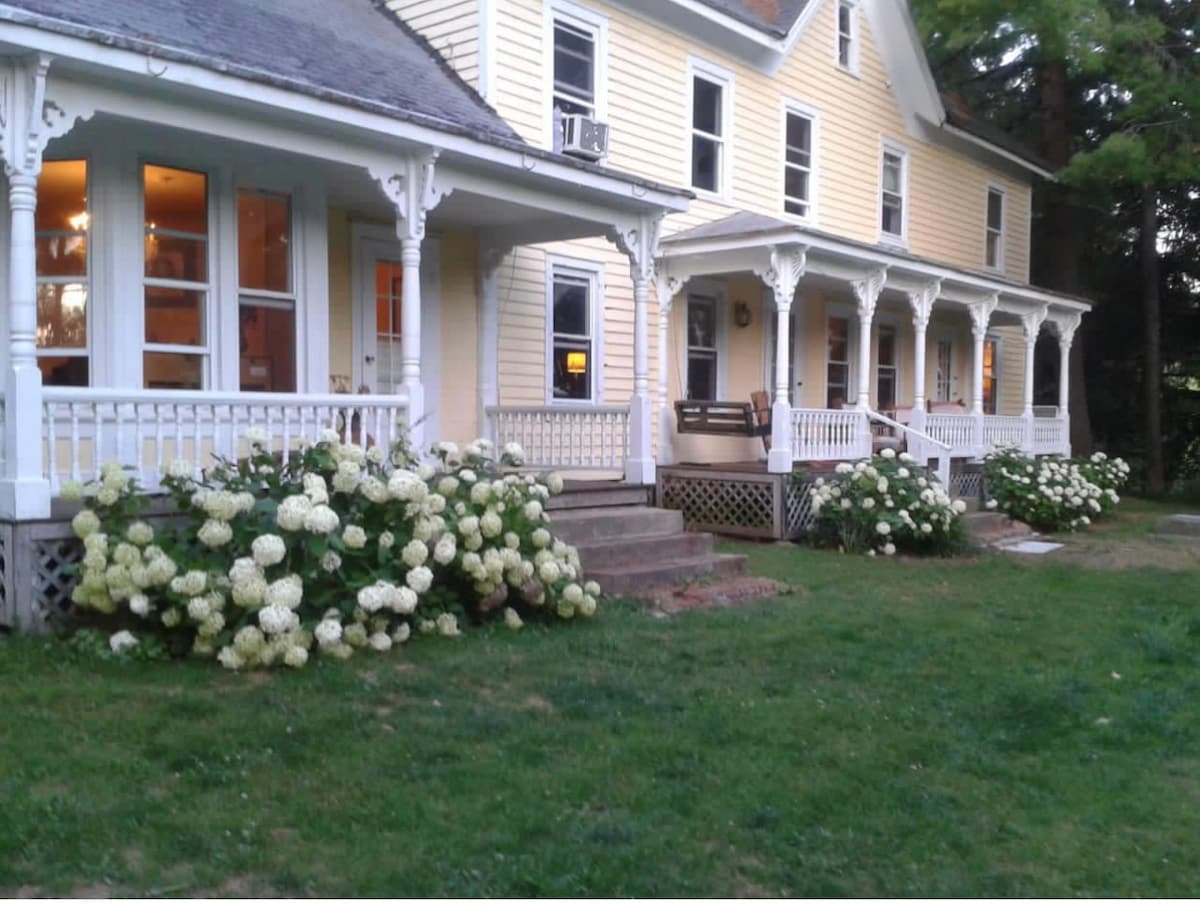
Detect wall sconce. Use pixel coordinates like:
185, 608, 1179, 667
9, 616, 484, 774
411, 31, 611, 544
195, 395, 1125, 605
566, 351, 588, 374
734, 301, 753, 328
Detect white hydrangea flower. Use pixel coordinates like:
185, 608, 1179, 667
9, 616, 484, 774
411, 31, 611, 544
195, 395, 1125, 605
359, 476, 390, 504
283, 646, 309, 668
252, 534, 287, 567
406, 566, 434, 593
538, 560, 561, 584
861, 497, 876, 510
198, 519, 233, 548
546, 472, 564, 495
504, 607, 524, 630
170, 570, 208, 596
71, 509, 101, 539
368, 631, 393, 652
217, 646, 244, 670
459, 468, 478, 484
379, 530, 395, 549
320, 551, 342, 573
303, 504, 340, 535
469, 482, 492, 505
342, 525, 367, 550
233, 625, 266, 656
437, 612, 461, 636
186, 595, 212, 622
433, 535, 457, 565
883, 542, 896, 556
563, 583, 584, 605
876, 521, 891, 536
314, 618, 343, 648
480, 511, 503, 538
264, 574, 303, 610
109, 630, 137, 654
258, 603, 299, 636
524, 500, 543, 521
402, 539, 429, 568
880, 448, 896, 459
276, 495, 312, 532
388, 470, 426, 501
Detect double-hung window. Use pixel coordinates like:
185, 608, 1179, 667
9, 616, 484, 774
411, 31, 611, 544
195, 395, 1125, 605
880, 145, 907, 241
686, 294, 719, 400
237, 190, 295, 392
827, 315, 852, 408
935, 339, 953, 402
876, 325, 897, 412
549, 264, 597, 402
985, 187, 1005, 270
783, 108, 815, 218
690, 61, 730, 194
549, 4, 604, 151
836, 1, 858, 72
982, 337, 998, 415
36, 160, 90, 386
143, 164, 209, 389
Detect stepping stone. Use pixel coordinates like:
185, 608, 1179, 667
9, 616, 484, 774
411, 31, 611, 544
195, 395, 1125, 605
1155, 514, 1200, 540
997, 540, 1064, 555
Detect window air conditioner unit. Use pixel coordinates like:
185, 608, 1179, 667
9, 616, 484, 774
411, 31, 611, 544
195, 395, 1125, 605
561, 114, 609, 161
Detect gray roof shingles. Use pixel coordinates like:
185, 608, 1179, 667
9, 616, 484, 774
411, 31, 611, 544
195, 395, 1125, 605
693, 0, 811, 39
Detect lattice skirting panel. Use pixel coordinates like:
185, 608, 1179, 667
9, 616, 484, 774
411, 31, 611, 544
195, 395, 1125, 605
656, 468, 825, 540
0, 518, 84, 632
949, 465, 985, 502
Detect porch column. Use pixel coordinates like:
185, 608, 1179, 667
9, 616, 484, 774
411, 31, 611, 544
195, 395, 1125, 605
905, 279, 940, 460
653, 268, 682, 467
850, 268, 888, 411
1054, 312, 1081, 456
477, 242, 510, 443
609, 214, 664, 485
968, 294, 998, 458
755, 245, 806, 473
1021, 306, 1047, 453
369, 151, 451, 454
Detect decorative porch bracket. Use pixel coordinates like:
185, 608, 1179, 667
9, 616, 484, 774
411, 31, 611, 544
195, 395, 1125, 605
904, 278, 941, 456
968, 292, 999, 457
477, 240, 514, 445
850, 266, 888, 411
0, 54, 95, 519
753, 244, 807, 473
368, 151, 453, 454
1048, 311, 1081, 455
653, 267, 683, 467
608, 213, 664, 485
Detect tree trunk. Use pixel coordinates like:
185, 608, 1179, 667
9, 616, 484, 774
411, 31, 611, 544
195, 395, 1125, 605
1141, 186, 1165, 493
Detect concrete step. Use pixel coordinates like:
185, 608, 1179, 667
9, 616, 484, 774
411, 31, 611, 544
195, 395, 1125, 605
585, 552, 748, 598
1157, 514, 1200, 538
963, 511, 1036, 546
548, 505, 684, 545
574, 531, 715, 570
547, 483, 650, 511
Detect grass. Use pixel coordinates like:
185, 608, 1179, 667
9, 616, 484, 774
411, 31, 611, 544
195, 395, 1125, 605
3, 500, 1200, 896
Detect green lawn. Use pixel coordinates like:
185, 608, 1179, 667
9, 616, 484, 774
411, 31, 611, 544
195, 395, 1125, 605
3, 500, 1200, 896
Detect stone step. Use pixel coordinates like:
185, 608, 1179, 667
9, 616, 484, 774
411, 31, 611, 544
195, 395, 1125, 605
574, 531, 715, 570
962, 511, 1036, 545
547, 482, 650, 511
1156, 514, 1200, 538
548, 505, 684, 545
585, 553, 748, 598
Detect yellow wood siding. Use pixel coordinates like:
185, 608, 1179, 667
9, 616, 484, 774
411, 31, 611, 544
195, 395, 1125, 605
387, 0, 481, 89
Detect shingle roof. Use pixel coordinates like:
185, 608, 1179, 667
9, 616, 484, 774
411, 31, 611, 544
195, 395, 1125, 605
692, 0, 812, 39
0, 0, 521, 142
940, 94, 1055, 175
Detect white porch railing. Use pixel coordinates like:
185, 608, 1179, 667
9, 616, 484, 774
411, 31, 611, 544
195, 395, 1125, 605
982, 415, 1027, 451
790, 408, 870, 461
925, 413, 977, 458
1032, 416, 1068, 456
41, 388, 410, 493
486, 405, 630, 471
866, 409, 952, 487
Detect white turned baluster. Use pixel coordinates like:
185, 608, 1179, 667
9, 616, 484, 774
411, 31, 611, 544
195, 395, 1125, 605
133, 402, 145, 484
92, 403, 103, 481
69, 403, 81, 482
154, 403, 165, 478
173, 403, 183, 467
192, 404, 202, 480
46, 402, 58, 492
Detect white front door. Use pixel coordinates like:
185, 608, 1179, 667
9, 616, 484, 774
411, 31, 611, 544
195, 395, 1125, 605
353, 228, 439, 440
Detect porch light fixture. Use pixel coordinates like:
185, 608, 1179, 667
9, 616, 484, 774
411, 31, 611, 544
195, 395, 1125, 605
734, 301, 752, 328
68, 211, 90, 231
566, 351, 588, 374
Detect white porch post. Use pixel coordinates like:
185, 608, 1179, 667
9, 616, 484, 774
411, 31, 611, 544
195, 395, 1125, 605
1021, 306, 1047, 453
850, 268, 888, 410
369, 151, 451, 455
477, 242, 510, 443
653, 268, 682, 467
609, 214, 664, 485
905, 279, 940, 461
968, 293, 998, 458
755, 245, 806, 473
1053, 312, 1081, 456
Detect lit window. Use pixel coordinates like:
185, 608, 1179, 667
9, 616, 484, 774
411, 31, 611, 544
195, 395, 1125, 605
986, 188, 1004, 269
982, 338, 998, 415
550, 266, 595, 401
686, 295, 719, 400
143, 164, 208, 389
372, 261, 404, 393
837, 1, 857, 71
880, 148, 907, 239
827, 315, 851, 408
784, 111, 814, 218
36, 160, 90, 386
691, 74, 725, 193
876, 325, 897, 412
237, 190, 295, 393
935, 339, 953, 402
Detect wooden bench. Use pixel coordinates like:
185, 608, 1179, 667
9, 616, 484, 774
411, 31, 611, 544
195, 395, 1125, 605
675, 397, 771, 438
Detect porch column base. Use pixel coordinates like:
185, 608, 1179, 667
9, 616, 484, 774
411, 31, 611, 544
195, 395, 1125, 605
625, 394, 655, 485
403, 383, 426, 457
768, 399, 792, 474
0, 477, 51, 521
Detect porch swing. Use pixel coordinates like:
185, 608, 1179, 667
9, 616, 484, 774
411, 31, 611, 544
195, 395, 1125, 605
674, 390, 774, 448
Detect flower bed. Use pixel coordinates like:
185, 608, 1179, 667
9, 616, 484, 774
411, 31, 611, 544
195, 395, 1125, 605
64, 430, 599, 668
982, 448, 1128, 532
808, 449, 968, 556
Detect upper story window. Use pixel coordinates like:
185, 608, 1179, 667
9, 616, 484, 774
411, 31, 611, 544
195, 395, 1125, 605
238, 189, 295, 392
986, 187, 1005, 270
880, 144, 908, 242
36, 160, 90, 387
548, 2, 606, 151
784, 106, 816, 219
836, 1, 859, 73
548, 259, 600, 402
688, 58, 733, 195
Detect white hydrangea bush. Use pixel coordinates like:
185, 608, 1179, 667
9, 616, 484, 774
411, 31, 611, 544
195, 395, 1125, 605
64, 430, 600, 669
808, 449, 969, 556
983, 447, 1128, 532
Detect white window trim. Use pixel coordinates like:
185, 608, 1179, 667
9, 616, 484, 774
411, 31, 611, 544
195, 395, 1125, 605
36, 157, 93, 386
780, 98, 820, 226
878, 138, 910, 247
682, 281, 728, 401
834, 0, 860, 76
985, 183, 1006, 273
983, 331, 1002, 415
543, 0, 609, 153
824, 301, 858, 408
685, 55, 735, 201
544, 253, 604, 406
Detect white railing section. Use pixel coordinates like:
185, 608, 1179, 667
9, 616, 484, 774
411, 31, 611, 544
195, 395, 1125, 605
865, 409, 953, 487
42, 388, 409, 493
1032, 416, 1068, 455
486, 405, 629, 471
926, 413, 977, 457
790, 408, 870, 462
982, 415, 1028, 451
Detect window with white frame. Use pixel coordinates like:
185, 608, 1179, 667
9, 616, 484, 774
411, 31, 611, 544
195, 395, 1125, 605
827, 315, 852, 408
876, 324, 897, 411
549, 263, 597, 401
935, 339, 953, 402
238, 189, 295, 392
784, 108, 815, 218
551, 7, 601, 153
836, 1, 858, 72
982, 336, 999, 415
690, 63, 729, 194
986, 187, 1005, 270
36, 160, 90, 386
143, 163, 210, 390
686, 294, 719, 400
880, 145, 907, 241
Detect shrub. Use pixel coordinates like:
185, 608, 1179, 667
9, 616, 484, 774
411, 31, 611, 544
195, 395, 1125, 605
982, 447, 1128, 532
62, 430, 600, 669
809, 449, 969, 556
